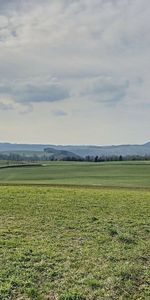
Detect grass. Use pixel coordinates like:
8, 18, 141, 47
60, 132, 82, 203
0, 161, 8, 167
0, 162, 150, 299
0, 161, 150, 188
0, 186, 150, 299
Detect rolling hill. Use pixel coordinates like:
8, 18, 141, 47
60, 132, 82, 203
0, 142, 150, 157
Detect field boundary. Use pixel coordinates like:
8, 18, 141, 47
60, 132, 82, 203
0, 163, 43, 169
0, 182, 150, 191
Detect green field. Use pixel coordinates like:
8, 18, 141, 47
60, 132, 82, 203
0, 161, 150, 188
0, 186, 150, 300
0, 162, 150, 299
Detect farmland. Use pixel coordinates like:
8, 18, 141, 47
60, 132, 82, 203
0, 162, 150, 299
0, 161, 150, 188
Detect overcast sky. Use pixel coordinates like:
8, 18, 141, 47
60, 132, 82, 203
0, 0, 149, 145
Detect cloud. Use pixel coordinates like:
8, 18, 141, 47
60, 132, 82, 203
76, 76, 129, 104
0, 77, 70, 110
51, 109, 68, 117
0, 0, 150, 144
0, 97, 33, 114
0, 101, 13, 111
0, 75, 129, 110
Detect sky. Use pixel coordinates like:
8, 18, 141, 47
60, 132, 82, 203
0, 0, 149, 145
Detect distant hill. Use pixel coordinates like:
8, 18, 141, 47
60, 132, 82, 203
43, 147, 80, 159
144, 142, 150, 147
0, 142, 150, 157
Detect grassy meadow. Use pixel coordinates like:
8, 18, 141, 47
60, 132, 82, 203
0, 161, 150, 188
0, 162, 150, 299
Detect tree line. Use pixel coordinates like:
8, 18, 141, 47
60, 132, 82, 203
0, 152, 150, 163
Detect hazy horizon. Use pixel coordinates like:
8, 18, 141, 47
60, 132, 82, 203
0, 0, 150, 145
0, 139, 149, 147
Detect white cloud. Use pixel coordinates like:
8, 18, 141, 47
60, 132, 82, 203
0, 0, 150, 144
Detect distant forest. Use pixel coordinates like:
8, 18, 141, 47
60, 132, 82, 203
0, 152, 150, 163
